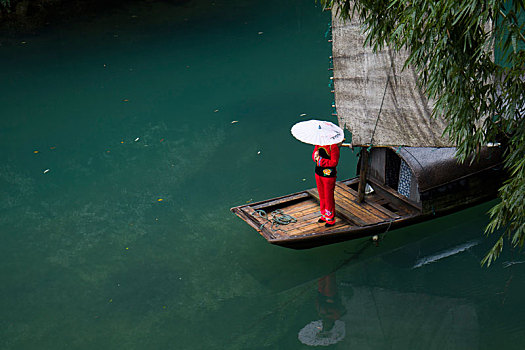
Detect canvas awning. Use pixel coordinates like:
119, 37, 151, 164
331, 9, 455, 147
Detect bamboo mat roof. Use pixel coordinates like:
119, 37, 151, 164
331, 9, 455, 147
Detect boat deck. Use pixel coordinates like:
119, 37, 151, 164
231, 178, 422, 248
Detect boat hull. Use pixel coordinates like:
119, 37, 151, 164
231, 178, 423, 249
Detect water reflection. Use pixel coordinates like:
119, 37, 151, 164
299, 269, 480, 349
298, 273, 347, 346
294, 227, 492, 348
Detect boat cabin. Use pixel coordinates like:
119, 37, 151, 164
362, 146, 503, 215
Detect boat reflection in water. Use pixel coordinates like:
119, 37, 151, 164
298, 270, 479, 348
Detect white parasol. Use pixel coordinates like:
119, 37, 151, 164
291, 120, 344, 146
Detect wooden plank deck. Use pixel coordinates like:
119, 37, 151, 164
307, 181, 395, 227
307, 187, 368, 226
336, 183, 400, 219
231, 177, 424, 248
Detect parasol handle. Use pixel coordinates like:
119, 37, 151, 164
340, 143, 352, 148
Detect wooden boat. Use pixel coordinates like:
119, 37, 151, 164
231, 6, 505, 249
231, 146, 503, 249
231, 178, 418, 249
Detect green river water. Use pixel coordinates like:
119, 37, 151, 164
1, 0, 524, 349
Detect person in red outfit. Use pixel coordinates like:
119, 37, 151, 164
313, 143, 340, 227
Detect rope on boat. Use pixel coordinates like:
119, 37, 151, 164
254, 209, 297, 233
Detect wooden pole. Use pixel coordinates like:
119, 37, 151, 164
357, 148, 369, 203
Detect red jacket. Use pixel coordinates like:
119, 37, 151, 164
312, 144, 340, 168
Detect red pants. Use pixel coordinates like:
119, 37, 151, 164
315, 174, 336, 222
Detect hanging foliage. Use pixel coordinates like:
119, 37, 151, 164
0, 0, 12, 12
322, 0, 525, 266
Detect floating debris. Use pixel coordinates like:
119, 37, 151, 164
157, 198, 163, 202
214, 109, 219, 113
43, 169, 50, 174
123, 99, 129, 102
33, 150, 39, 154
300, 113, 307, 117
160, 138, 165, 142
258, 31, 264, 35
134, 137, 140, 142
50, 146, 56, 150
231, 120, 239, 124
257, 151, 261, 155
